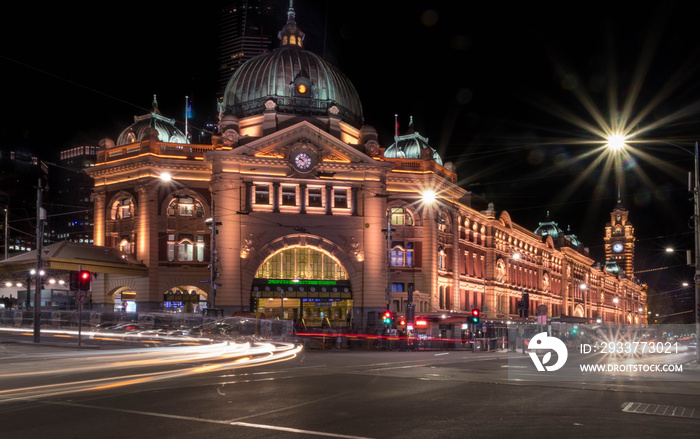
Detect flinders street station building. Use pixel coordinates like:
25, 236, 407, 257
84, 6, 646, 330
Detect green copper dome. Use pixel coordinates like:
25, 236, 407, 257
383, 117, 443, 165
221, 3, 363, 128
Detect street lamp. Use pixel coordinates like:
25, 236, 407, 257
608, 140, 700, 364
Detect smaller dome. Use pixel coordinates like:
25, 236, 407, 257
534, 220, 564, 238
116, 95, 188, 146
383, 117, 443, 165
605, 260, 620, 274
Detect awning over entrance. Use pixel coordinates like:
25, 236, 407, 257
251, 278, 352, 299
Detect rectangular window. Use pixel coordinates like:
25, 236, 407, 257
178, 242, 194, 261
196, 235, 205, 262
391, 283, 404, 292
282, 185, 297, 206
255, 184, 270, 204
391, 248, 404, 266
308, 187, 323, 207
333, 188, 348, 209
178, 197, 195, 216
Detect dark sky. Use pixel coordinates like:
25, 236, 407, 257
3, 1, 700, 292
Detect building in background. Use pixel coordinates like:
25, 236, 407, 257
83, 5, 646, 330
217, 0, 279, 98
0, 150, 46, 259
49, 146, 97, 246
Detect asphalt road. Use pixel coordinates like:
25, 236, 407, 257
0, 341, 699, 439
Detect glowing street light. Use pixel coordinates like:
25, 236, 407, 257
422, 190, 436, 205
606, 134, 628, 151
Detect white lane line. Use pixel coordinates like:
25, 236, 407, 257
226, 392, 349, 422
231, 421, 373, 438
40, 397, 374, 438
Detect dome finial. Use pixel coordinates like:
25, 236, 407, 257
152, 94, 160, 114
279, 0, 305, 47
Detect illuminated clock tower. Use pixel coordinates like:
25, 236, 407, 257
604, 199, 635, 276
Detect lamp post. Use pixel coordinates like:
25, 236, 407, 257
609, 139, 700, 364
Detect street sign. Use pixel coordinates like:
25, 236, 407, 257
76, 292, 86, 303
537, 304, 548, 316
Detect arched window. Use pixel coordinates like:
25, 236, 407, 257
256, 246, 348, 280
390, 242, 414, 267
167, 195, 204, 217
389, 207, 414, 226
111, 197, 134, 220
437, 247, 447, 270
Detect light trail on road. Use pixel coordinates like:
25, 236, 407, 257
0, 341, 302, 402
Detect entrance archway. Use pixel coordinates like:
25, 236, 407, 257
248, 235, 355, 329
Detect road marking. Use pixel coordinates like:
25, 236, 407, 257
39, 394, 374, 438
231, 421, 373, 438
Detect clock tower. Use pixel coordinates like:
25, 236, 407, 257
604, 199, 635, 276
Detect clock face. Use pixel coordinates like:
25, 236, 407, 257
294, 152, 312, 170
613, 242, 624, 253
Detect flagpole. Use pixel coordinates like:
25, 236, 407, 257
184, 96, 189, 141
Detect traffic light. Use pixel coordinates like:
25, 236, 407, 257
571, 324, 579, 335
69, 271, 80, 290
382, 311, 393, 325
77, 270, 91, 290
471, 308, 480, 324
518, 292, 529, 318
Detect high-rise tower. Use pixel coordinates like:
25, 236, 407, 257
217, 0, 279, 97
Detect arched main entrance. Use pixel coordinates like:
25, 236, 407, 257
251, 244, 353, 329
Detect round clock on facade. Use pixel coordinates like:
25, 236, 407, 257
612, 242, 624, 253
294, 152, 312, 170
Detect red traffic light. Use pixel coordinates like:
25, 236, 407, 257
471, 309, 480, 317
77, 270, 91, 290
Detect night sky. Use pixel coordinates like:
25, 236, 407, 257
3, 1, 700, 296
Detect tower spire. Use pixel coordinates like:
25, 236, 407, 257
279, 0, 305, 47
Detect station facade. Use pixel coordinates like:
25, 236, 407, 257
85, 6, 646, 329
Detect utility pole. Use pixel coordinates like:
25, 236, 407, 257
3, 202, 8, 260
34, 178, 44, 343
206, 197, 222, 312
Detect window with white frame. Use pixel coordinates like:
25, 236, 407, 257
307, 187, 323, 207
333, 188, 348, 209
282, 185, 297, 206
255, 184, 270, 205
168, 234, 205, 262
389, 207, 414, 226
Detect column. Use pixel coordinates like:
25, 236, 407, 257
212, 173, 243, 311
93, 190, 106, 247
